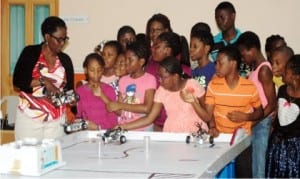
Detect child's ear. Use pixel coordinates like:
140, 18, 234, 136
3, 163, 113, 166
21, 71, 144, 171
84, 67, 87, 74
165, 47, 172, 56
231, 13, 236, 21
139, 58, 146, 67
204, 45, 211, 54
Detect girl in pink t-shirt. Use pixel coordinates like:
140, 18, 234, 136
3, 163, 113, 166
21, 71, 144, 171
106, 42, 157, 131
117, 56, 209, 133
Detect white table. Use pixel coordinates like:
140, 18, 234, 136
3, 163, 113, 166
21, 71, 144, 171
0, 130, 251, 178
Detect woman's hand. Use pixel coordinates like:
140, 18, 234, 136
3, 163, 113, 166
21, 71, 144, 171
42, 76, 60, 96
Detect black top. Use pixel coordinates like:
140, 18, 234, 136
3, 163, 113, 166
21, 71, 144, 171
13, 43, 74, 93
274, 85, 300, 137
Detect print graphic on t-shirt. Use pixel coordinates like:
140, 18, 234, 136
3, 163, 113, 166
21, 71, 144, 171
278, 98, 299, 126
123, 84, 140, 119
193, 76, 206, 89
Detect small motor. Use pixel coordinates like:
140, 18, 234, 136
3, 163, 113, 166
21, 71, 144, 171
64, 119, 88, 134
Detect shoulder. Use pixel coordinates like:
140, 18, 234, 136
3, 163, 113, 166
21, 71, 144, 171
206, 76, 226, 94
209, 76, 224, 85
214, 32, 223, 43
239, 77, 258, 92
76, 84, 88, 92
58, 52, 72, 64
21, 44, 42, 57
186, 79, 205, 96
258, 62, 273, 78
187, 78, 201, 86
101, 82, 114, 91
236, 28, 242, 37
119, 75, 130, 83
278, 85, 287, 96
143, 72, 156, 80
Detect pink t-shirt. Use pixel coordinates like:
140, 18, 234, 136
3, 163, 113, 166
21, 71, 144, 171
154, 79, 208, 133
248, 61, 272, 108
101, 75, 119, 85
118, 72, 157, 129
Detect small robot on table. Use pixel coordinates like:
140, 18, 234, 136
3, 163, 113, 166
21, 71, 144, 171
102, 127, 127, 144
63, 119, 88, 134
186, 122, 214, 146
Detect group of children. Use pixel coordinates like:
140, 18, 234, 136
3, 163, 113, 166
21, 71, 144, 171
73, 1, 299, 178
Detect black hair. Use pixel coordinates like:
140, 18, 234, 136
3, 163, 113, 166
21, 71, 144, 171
146, 13, 172, 36
160, 56, 186, 78
135, 33, 150, 50
265, 34, 287, 53
83, 53, 105, 68
117, 25, 136, 41
191, 30, 214, 53
215, 1, 236, 14
190, 22, 211, 36
158, 32, 190, 67
103, 40, 123, 55
271, 46, 294, 59
126, 41, 150, 67
286, 54, 300, 75
41, 16, 66, 36
218, 45, 242, 70
145, 13, 173, 48
236, 31, 261, 50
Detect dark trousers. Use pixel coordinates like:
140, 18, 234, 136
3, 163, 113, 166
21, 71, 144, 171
235, 145, 252, 178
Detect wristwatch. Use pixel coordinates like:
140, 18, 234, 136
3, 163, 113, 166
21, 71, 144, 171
39, 77, 45, 86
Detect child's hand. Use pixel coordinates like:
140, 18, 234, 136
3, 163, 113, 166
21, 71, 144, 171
106, 101, 120, 112
227, 111, 247, 122
180, 87, 196, 103
209, 127, 219, 138
86, 120, 99, 130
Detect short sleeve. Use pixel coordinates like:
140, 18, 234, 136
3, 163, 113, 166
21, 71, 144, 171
184, 79, 205, 98
154, 86, 164, 103
205, 82, 215, 105
250, 88, 262, 108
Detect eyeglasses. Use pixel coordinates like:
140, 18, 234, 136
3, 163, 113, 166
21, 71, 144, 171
49, 34, 69, 43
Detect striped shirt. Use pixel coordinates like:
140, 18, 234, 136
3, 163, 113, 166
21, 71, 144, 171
206, 76, 261, 134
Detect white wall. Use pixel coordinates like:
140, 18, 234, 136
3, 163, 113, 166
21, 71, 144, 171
59, 0, 300, 73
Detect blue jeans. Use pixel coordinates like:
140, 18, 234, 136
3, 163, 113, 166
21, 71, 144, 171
252, 116, 272, 178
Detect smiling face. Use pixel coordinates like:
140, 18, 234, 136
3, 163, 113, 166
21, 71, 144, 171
102, 45, 118, 69
151, 39, 170, 62
125, 50, 143, 74
189, 37, 208, 61
271, 51, 290, 77
149, 21, 168, 44
114, 53, 128, 77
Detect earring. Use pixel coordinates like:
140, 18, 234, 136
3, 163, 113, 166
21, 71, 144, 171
45, 41, 48, 45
